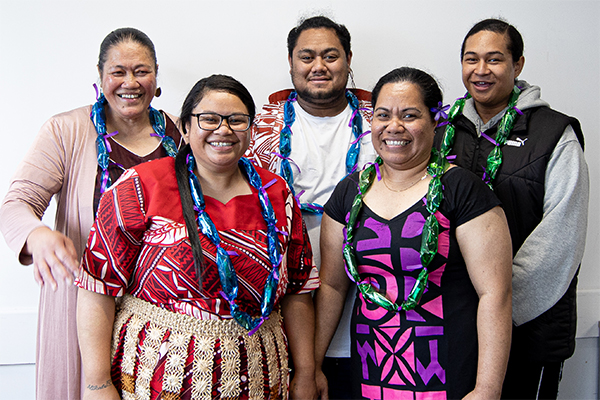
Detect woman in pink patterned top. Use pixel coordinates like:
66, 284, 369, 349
314, 68, 513, 400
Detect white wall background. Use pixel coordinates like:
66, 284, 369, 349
0, 0, 598, 398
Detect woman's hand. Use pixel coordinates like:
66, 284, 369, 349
289, 370, 317, 400
26, 226, 79, 290
462, 385, 501, 400
82, 379, 121, 400
315, 368, 329, 399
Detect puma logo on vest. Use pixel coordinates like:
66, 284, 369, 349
506, 137, 528, 147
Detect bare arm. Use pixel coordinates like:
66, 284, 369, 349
313, 214, 351, 400
281, 293, 317, 400
77, 288, 120, 400
456, 206, 512, 400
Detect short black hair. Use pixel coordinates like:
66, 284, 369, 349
287, 16, 351, 58
98, 27, 157, 73
371, 67, 443, 123
461, 18, 524, 62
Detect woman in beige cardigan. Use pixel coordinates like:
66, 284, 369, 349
0, 27, 182, 400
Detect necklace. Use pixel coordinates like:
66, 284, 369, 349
382, 170, 428, 193
344, 154, 447, 312
439, 86, 521, 189
90, 91, 178, 194
278, 90, 367, 214
187, 154, 281, 334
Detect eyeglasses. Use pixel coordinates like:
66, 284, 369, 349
192, 113, 252, 132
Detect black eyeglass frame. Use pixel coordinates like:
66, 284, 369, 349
191, 112, 252, 132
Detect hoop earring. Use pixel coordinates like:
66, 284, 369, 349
155, 87, 162, 98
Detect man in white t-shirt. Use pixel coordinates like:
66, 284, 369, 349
245, 15, 376, 399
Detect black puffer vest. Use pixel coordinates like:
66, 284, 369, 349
434, 106, 584, 362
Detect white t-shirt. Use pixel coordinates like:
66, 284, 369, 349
290, 102, 376, 357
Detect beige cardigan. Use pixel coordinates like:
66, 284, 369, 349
0, 105, 180, 400
0, 105, 99, 400
1, 106, 98, 264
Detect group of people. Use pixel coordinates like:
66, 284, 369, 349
0, 14, 588, 400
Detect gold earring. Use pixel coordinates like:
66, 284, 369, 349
155, 87, 162, 98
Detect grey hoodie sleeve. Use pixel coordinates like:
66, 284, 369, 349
511, 126, 589, 325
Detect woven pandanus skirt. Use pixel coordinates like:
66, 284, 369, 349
110, 294, 289, 400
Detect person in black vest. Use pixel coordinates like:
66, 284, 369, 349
434, 18, 589, 399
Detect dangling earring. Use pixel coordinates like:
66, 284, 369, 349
93, 81, 104, 100
155, 87, 162, 98
349, 68, 357, 89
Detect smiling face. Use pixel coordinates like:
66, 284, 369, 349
462, 30, 524, 121
288, 28, 351, 109
371, 81, 436, 170
184, 90, 251, 175
100, 40, 157, 123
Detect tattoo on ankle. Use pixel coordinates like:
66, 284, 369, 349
87, 379, 113, 391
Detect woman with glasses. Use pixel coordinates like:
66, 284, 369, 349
76, 74, 319, 400
0, 27, 182, 400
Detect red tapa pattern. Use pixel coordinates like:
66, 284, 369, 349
77, 157, 318, 399
78, 156, 319, 319
245, 88, 373, 172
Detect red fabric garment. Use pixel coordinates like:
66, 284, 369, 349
77, 157, 318, 399
245, 88, 373, 172
79, 156, 318, 318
